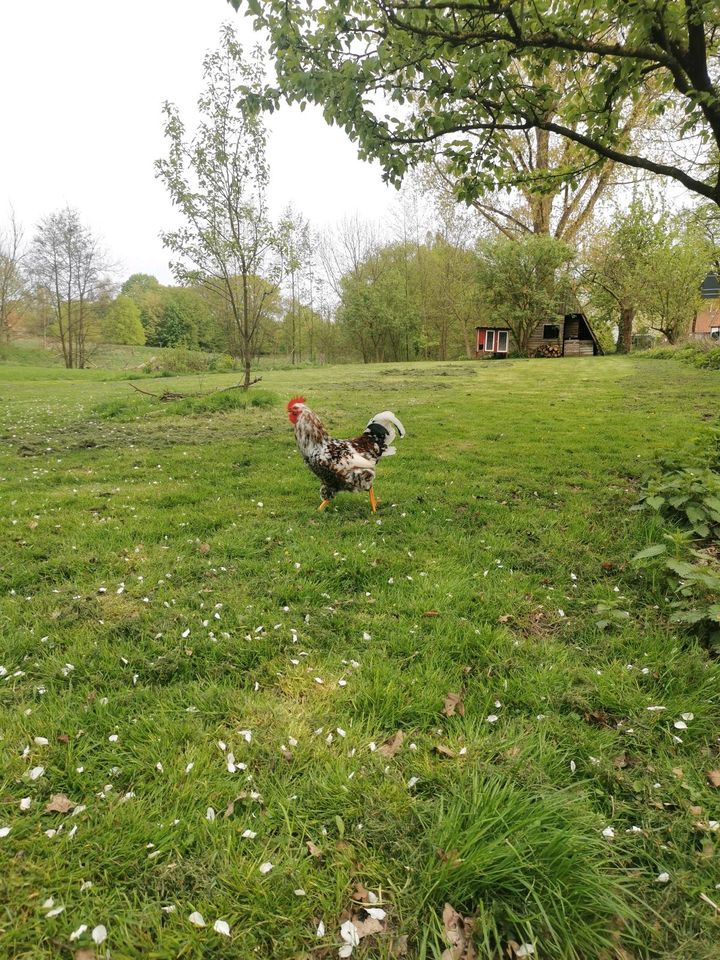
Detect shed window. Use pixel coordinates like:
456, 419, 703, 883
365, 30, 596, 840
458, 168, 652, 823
485, 330, 495, 351
543, 323, 560, 339
496, 330, 509, 353
712, 326, 720, 340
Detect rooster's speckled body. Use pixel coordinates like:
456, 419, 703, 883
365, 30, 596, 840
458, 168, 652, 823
287, 397, 405, 511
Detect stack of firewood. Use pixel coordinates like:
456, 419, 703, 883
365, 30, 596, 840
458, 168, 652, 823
535, 343, 562, 358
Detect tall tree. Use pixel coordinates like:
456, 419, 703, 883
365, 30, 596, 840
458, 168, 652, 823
476, 234, 575, 356
155, 25, 280, 389
0, 210, 25, 342
584, 199, 665, 353
638, 224, 710, 343
278, 205, 312, 364
27, 207, 108, 368
102, 295, 146, 345
232, 0, 720, 207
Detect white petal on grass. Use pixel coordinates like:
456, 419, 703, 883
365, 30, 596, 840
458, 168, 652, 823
239, 729, 252, 743
486, 714, 499, 723
241, 829, 257, 839
316, 920, 325, 937
34, 736, 49, 746
108, 734, 118, 742
365, 908, 386, 920
70, 924, 88, 941
259, 861, 273, 874
91, 925, 107, 944
28, 766, 45, 781
681, 712, 694, 722
339, 948, 353, 959
188, 911, 206, 927
213, 919, 231, 936
45, 906, 65, 918
407, 776, 419, 788
294, 888, 306, 896
185, 762, 194, 774
516, 945, 535, 958
656, 872, 670, 883
20, 797, 31, 810
80, 881, 93, 892
42, 898, 54, 910
206, 807, 216, 822
674, 720, 688, 730
646, 705, 666, 712
570, 760, 576, 774
161, 905, 176, 913
340, 919, 360, 947
602, 827, 615, 839
0, 826, 11, 838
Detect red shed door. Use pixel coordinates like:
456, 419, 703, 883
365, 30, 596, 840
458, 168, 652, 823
476, 328, 485, 351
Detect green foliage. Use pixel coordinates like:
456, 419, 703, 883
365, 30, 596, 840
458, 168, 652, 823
642, 341, 720, 370
101, 295, 146, 345
232, 0, 720, 205
150, 299, 198, 349
476, 234, 575, 355
636, 465, 720, 539
633, 429, 720, 642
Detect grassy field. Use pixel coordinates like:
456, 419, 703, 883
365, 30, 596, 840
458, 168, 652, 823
1, 356, 719, 959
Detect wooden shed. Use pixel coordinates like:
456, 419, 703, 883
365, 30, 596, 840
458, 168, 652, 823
476, 313, 604, 358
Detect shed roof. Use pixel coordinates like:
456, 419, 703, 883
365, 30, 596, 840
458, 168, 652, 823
701, 272, 720, 299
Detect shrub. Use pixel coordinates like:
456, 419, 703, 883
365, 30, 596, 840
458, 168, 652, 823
642, 339, 720, 369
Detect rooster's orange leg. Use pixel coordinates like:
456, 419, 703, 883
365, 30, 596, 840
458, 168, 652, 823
369, 488, 378, 513
318, 499, 331, 512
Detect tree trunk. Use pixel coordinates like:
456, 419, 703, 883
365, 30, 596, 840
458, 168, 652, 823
616, 305, 634, 353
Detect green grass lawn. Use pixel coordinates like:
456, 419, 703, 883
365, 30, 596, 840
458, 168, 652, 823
1, 356, 719, 959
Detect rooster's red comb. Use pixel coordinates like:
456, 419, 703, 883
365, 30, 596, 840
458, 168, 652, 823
287, 396, 306, 411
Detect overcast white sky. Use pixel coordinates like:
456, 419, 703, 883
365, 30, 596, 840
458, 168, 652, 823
0, 0, 395, 285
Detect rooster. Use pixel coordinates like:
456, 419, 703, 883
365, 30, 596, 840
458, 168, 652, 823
287, 397, 405, 512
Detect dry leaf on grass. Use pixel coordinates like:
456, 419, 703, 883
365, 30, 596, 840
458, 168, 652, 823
352, 883, 371, 903
353, 914, 385, 938
306, 840, 323, 859
390, 935, 409, 956
377, 731, 404, 758
442, 692, 465, 718
441, 903, 476, 960
423, 610, 440, 617
436, 848, 463, 867
74, 951, 95, 960
45, 794, 77, 814
707, 770, 720, 788
434, 745, 455, 758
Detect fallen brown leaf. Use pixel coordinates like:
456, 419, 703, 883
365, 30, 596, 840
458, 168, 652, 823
353, 914, 384, 939
306, 840, 323, 859
442, 692, 465, 718
390, 934, 409, 956
223, 792, 249, 818
436, 848, 463, 867
281, 747, 293, 761
423, 610, 440, 617
498, 614, 512, 623
671, 767, 684, 779
352, 883, 371, 903
707, 770, 720, 788
44, 794, 77, 814
689, 805, 704, 816
434, 745, 455, 758
74, 951, 96, 960
441, 903, 476, 960
378, 730, 405, 758
56, 734, 70, 744
198, 543, 211, 554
